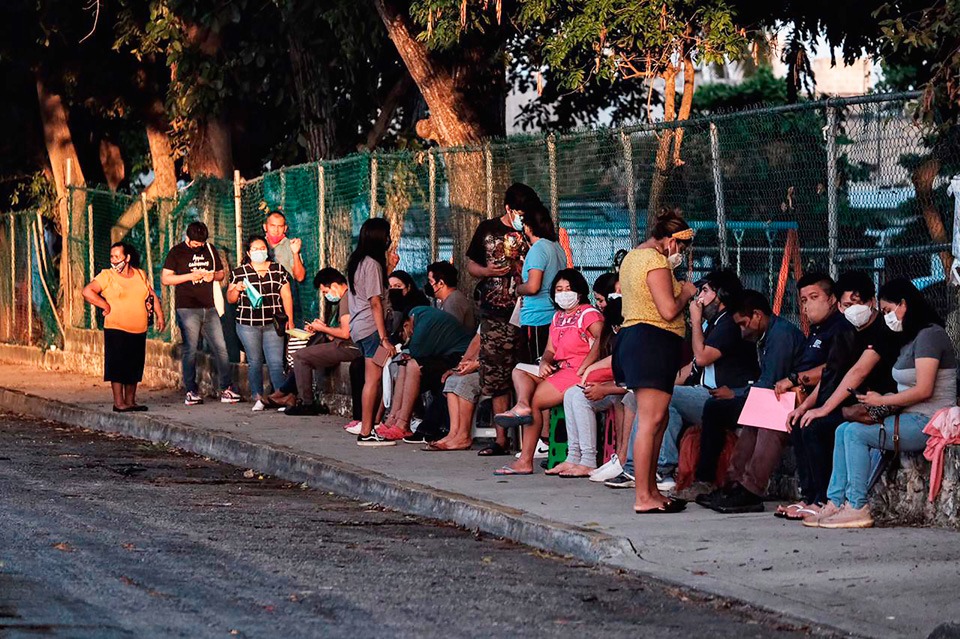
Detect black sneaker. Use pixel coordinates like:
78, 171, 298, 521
402, 431, 426, 444
284, 402, 321, 416
695, 486, 728, 508
604, 472, 636, 489
357, 431, 397, 447
711, 483, 764, 514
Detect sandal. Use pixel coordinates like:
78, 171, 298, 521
493, 409, 533, 429
635, 499, 687, 514
776, 502, 807, 520
477, 443, 510, 457
493, 466, 533, 476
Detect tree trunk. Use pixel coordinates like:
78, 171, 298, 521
912, 156, 953, 274
36, 73, 86, 327
374, 0, 506, 285
647, 65, 678, 228
180, 23, 233, 179
364, 73, 414, 151
288, 33, 337, 161
671, 54, 695, 166
98, 137, 126, 191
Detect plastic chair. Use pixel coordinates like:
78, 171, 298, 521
547, 406, 568, 470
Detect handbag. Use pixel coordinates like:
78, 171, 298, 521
137, 269, 155, 328
272, 309, 289, 337
207, 244, 225, 317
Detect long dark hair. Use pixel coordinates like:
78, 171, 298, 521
523, 204, 558, 242
549, 268, 590, 309
878, 278, 944, 343
110, 241, 141, 269
599, 297, 622, 357
348, 218, 391, 294
241, 234, 268, 265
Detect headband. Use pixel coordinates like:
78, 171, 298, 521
671, 228, 695, 241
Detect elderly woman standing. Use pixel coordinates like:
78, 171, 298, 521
82, 242, 165, 412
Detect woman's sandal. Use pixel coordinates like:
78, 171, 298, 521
635, 498, 687, 514
477, 443, 510, 457
776, 502, 807, 520
493, 465, 533, 476
493, 409, 533, 429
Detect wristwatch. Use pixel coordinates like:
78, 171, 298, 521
788, 372, 800, 386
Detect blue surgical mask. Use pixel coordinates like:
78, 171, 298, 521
250, 249, 269, 264
511, 213, 524, 232
324, 292, 341, 303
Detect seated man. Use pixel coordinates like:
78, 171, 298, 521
284, 268, 361, 416
429, 332, 482, 451
690, 291, 806, 511
427, 261, 476, 333
377, 305, 473, 442
659, 269, 756, 491
780, 271, 900, 521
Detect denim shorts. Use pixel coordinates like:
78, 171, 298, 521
356, 332, 380, 358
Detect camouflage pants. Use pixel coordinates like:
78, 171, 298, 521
478, 315, 525, 398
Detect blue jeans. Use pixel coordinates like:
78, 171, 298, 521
623, 385, 711, 476
236, 323, 286, 398
659, 385, 711, 469
176, 308, 232, 394
826, 413, 931, 509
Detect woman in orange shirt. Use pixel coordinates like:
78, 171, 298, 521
82, 242, 164, 412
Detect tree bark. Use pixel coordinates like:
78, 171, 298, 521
911, 156, 952, 274
374, 0, 506, 284
364, 73, 413, 151
98, 137, 125, 191
647, 65, 678, 228
36, 72, 86, 327
671, 54, 695, 167
180, 23, 233, 179
288, 33, 337, 161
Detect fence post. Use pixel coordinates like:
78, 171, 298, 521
826, 105, 839, 279
87, 204, 94, 329
429, 150, 438, 262
620, 130, 638, 247
369, 155, 378, 218
140, 193, 153, 287
280, 169, 287, 214
233, 170, 243, 268
547, 133, 559, 225
26, 219, 32, 344
167, 206, 175, 339
484, 144, 494, 219
9, 214, 15, 341
709, 123, 729, 268
65, 159, 73, 328
317, 163, 326, 308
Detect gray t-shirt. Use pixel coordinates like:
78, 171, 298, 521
438, 289, 476, 334
891, 324, 958, 416
270, 237, 295, 277
347, 257, 385, 343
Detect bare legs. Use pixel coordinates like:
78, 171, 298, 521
508, 380, 563, 473
430, 393, 475, 450
633, 388, 673, 511
360, 358, 384, 437
492, 395, 510, 449
111, 383, 140, 410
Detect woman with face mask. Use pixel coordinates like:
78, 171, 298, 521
814, 279, 957, 529
517, 204, 568, 365
613, 208, 697, 513
493, 270, 603, 475
227, 235, 294, 411
82, 242, 165, 412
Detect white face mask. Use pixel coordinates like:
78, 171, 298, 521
555, 291, 579, 310
843, 304, 873, 329
884, 308, 904, 332
250, 249, 269, 264
666, 243, 684, 269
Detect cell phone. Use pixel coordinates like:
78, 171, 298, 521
846, 387, 858, 395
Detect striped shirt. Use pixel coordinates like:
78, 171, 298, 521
230, 262, 289, 326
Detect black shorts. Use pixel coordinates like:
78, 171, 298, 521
103, 328, 147, 384
613, 323, 682, 393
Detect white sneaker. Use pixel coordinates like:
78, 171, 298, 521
656, 475, 677, 491
589, 455, 624, 483
252, 399, 265, 412
344, 420, 362, 435
589, 453, 618, 477
515, 440, 550, 459
409, 417, 423, 433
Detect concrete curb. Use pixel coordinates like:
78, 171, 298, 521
0, 386, 872, 638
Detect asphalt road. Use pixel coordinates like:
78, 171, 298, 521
0, 413, 834, 638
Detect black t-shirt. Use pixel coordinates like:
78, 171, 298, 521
465, 217, 528, 317
697, 310, 760, 388
162, 242, 224, 309
817, 315, 900, 406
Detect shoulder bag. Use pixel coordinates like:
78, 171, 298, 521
207, 244, 225, 317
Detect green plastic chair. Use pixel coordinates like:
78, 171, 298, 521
547, 406, 568, 469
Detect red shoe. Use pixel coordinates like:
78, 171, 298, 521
376, 424, 414, 441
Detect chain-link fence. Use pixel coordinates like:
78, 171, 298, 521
7, 90, 954, 350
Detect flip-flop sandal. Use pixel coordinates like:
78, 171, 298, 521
493, 410, 533, 429
493, 466, 533, 476
777, 502, 807, 519
635, 500, 686, 514
478, 443, 510, 457
559, 473, 591, 479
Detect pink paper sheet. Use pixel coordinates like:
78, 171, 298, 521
737, 387, 796, 432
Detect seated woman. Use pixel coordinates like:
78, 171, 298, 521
493, 269, 603, 475
549, 297, 626, 477
389, 270, 431, 310
809, 279, 957, 529
424, 332, 482, 451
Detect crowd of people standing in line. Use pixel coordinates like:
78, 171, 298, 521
81, 183, 959, 528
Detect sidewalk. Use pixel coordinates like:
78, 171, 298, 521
1, 363, 957, 639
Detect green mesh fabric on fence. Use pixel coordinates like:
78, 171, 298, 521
53, 92, 960, 346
